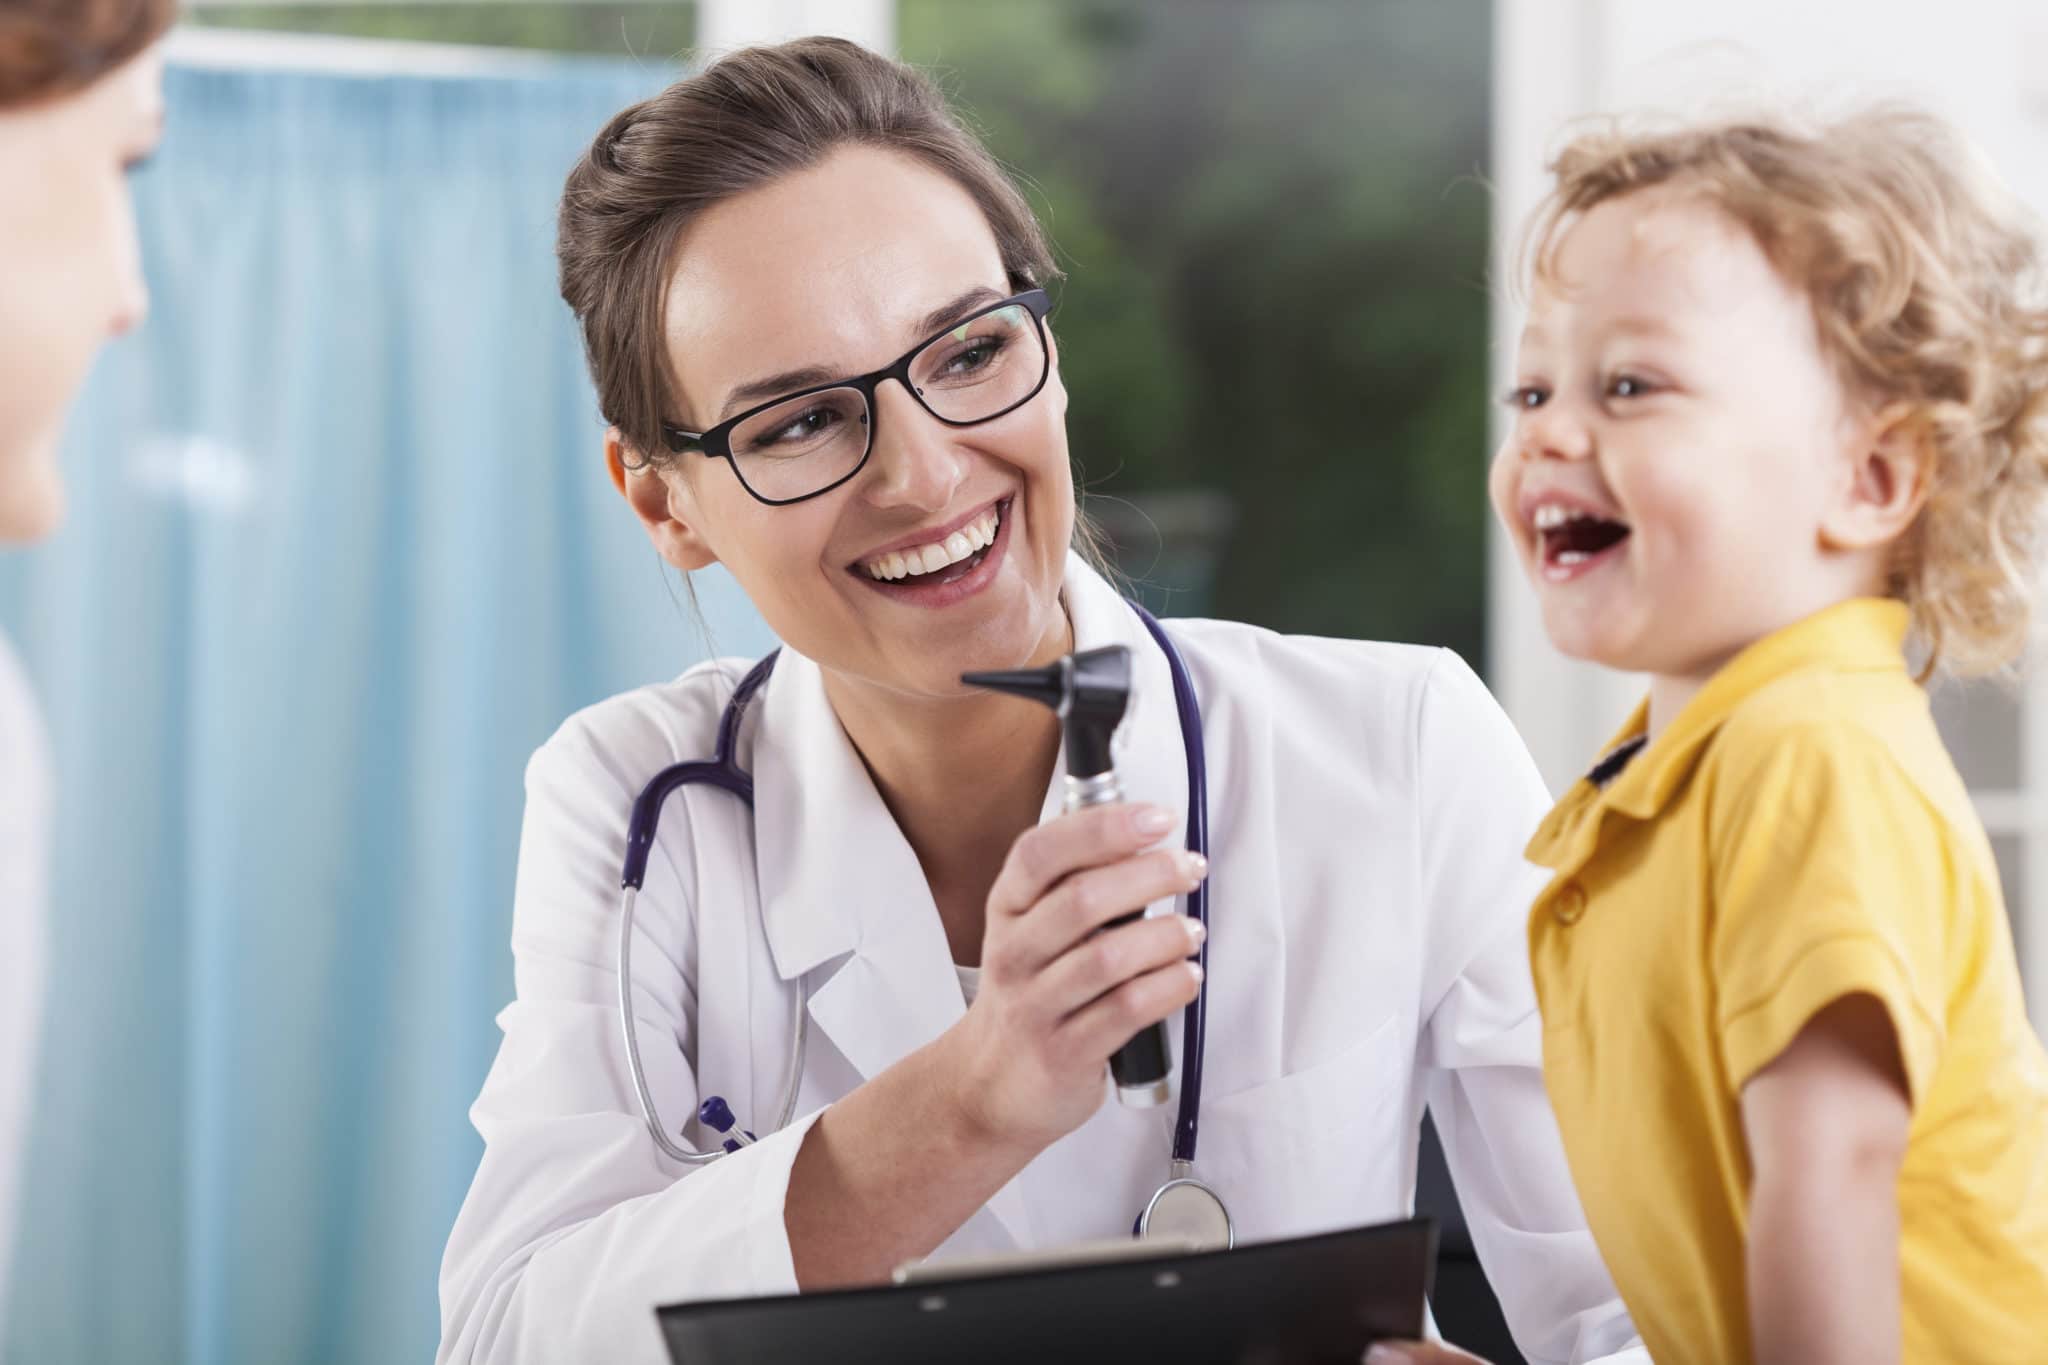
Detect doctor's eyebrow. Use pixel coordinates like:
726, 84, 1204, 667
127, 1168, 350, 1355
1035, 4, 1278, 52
711, 284, 1013, 421
716, 364, 840, 420
914, 285, 1005, 339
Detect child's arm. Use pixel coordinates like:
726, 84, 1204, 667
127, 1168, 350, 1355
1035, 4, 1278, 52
1739, 993, 1911, 1365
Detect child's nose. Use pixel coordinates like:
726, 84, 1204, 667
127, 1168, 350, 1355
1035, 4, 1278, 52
1520, 400, 1594, 462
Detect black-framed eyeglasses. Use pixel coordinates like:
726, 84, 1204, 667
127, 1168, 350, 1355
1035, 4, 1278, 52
659, 288, 1053, 506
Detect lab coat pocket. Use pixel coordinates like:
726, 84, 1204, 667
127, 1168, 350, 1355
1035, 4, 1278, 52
1192, 1013, 1408, 1244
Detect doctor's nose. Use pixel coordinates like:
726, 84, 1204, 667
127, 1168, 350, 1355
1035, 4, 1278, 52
860, 379, 971, 512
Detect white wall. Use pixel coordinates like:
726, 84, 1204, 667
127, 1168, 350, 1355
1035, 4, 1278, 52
1489, 0, 2048, 1030
696, 0, 895, 56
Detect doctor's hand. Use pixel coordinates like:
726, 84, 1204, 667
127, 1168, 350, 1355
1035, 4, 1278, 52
941, 801, 1207, 1151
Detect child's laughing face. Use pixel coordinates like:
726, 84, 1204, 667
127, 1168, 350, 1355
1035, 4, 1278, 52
1490, 189, 1872, 687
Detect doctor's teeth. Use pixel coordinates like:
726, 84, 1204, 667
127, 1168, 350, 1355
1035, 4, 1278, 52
861, 505, 1002, 580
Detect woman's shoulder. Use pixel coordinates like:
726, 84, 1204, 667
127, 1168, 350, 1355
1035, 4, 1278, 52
524, 655, 767, 796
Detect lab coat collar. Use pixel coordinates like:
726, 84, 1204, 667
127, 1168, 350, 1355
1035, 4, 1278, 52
748, 555, 1188, 1249
749, 550, 1191, 1056
1525, 597, 1913, 874
752, 551, 1191, 989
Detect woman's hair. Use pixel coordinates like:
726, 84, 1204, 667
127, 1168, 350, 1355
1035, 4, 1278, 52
557, 36, 1063, 469
1522, 106, 2048, 677
0, 0, 177, 107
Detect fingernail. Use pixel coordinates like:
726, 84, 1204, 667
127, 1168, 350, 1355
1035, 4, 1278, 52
1133, 806, 1174, 836
1183, 917, 1206, 948
1182, 851, 1208, 879
1186, 961, 1204, 985
1365, 1348, 1413, 1365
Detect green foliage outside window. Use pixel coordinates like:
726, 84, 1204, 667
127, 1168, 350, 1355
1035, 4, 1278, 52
186, 3, 698, 57
900, 0, 1493, 664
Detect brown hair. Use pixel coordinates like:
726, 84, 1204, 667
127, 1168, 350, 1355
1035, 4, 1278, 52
0, 0, 176, 107
1520, 106, 2048, 677
557, 36, 1063, 469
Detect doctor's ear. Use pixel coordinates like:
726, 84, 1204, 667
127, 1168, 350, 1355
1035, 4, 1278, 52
1820, 401, 1933, 554
604, 427, 720, 572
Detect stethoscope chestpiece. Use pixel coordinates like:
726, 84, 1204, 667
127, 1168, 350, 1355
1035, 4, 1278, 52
1135, 1168, 1233, 1251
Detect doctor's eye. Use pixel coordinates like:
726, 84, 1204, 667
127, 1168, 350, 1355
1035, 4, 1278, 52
1501, 384, 1549, 411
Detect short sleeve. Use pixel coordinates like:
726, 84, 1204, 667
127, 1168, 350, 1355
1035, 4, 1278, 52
1708, 727, 1948, 1106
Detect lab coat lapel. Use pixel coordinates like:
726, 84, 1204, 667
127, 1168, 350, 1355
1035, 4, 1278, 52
752, 647, 1041, 1248
749, 558, 1190, 1253
752, 647, 965, 1086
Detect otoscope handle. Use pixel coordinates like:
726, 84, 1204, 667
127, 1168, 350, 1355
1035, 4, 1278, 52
1064, 774, 1175, 1108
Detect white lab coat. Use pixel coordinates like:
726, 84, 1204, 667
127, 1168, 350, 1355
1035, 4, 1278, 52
438, 557, 1644, 1364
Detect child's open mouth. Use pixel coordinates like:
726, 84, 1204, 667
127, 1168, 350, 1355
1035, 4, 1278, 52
1534, 503, 1631, 581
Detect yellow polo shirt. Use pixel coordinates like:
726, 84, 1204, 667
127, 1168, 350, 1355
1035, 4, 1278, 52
1526, 599, 2048, 1363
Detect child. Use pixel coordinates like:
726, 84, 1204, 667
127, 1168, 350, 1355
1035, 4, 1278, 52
1492, 108, 2048, 1363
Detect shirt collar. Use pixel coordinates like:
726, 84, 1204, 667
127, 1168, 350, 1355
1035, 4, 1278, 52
1527, 597, 1912, 868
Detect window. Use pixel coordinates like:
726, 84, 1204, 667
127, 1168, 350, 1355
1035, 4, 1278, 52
183, 2, 697, 57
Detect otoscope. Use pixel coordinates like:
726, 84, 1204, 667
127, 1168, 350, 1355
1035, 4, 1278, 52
962, 645, 1175, 1107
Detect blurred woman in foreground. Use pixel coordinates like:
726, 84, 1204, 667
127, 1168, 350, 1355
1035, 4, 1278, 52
0, 0, 172, 1325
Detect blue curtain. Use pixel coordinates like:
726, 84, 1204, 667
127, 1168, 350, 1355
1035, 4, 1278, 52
0, 53, 774, 1364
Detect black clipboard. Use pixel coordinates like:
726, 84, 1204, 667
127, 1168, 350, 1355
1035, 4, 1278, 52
657, 1216, 1437, 1364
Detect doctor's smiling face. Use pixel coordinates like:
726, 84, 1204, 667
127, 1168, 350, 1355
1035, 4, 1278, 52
617, 144, 1076, 698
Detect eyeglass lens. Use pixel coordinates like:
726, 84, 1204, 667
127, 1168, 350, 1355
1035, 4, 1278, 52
727, 302, 1045, 501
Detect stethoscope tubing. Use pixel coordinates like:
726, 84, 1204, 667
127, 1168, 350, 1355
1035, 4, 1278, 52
1145, 606, 1209, 1167
617, 882, 810, 1163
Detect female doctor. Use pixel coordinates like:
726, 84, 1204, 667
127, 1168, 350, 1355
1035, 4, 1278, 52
438, 37, 1641, 1365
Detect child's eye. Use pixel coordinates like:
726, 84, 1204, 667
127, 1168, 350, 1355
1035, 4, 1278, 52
1503, 385, 1549, 410
1607, 373, 1655, 399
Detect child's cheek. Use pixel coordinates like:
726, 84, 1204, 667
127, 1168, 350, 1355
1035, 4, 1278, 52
1486, 443, 1526, 556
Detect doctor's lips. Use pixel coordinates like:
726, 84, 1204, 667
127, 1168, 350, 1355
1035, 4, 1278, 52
1520, 490, 1631, 582
854, 497, 1007, 583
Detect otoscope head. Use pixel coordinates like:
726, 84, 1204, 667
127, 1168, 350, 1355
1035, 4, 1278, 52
962, 645, 1133, 780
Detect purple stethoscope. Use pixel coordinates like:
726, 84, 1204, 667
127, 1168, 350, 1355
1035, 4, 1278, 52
614, 602, 1233, 1249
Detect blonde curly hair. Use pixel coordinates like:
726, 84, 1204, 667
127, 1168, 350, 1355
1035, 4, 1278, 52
1521, 106, 2048, 677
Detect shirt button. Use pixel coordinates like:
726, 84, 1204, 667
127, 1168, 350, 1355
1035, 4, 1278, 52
1552, 882, 1588, 925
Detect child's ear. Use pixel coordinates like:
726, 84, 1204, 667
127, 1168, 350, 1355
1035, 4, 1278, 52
1820, 402, 1932, 554
605, 427, 720, 572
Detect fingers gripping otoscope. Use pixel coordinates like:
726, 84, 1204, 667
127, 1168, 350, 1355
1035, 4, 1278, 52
962, 645, 1176, 1106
